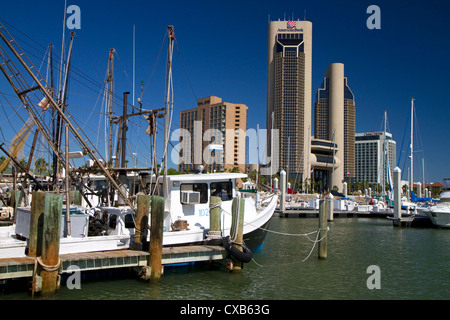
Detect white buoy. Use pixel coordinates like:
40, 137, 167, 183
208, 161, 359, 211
280, 170, 286, 211
327, 193, 334, 221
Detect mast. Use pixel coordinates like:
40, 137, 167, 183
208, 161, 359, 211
0, 24, 135, 210
382, 110, 387, 197
163, 26, 175, 195
107, 48, 115, 165
53, 31, 75, 189
410, 98, 414, 197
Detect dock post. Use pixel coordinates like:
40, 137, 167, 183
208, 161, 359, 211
40, 193, 62, 296
318, 199, 328, 259
393, 167, 402, 222
206, 196, 222, 242
135, 194, 151, 249
148, 195, 164, 281
327, 193, 334, 221
280, 170, 286, 211
29, 191, 45, 258
229, 197, 245, 273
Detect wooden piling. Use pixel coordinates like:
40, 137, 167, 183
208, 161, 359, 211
29, 191, 45, 258
208, 196, 222, 238
318, 199, 328, 260
135, 194, 151, 248
40, 193, 62, 296
229, 197, 245, 273
149, 195, 164, 281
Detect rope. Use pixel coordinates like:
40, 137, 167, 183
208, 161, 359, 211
36, 256, 61, 273
218, 198, 330, 262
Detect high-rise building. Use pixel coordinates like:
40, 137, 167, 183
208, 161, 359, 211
178, 96, 247, 173
313, 63, 355, 191
355, 132, 396, 186
267, 20, 312, 185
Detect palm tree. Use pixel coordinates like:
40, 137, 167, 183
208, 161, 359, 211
35, 158, 48, 177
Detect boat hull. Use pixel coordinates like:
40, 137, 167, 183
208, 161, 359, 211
425, 207, 450, 228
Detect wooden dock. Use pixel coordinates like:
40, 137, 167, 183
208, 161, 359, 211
0, 245, 227, 281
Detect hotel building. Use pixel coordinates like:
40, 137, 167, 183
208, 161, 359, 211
267, 20, 313, 184
355, 132, 396, 186
178, 96, 248, 173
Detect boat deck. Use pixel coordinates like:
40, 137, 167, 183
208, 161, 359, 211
0, 245, 227, 281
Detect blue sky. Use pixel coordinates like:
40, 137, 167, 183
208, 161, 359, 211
0, 0, 448, 184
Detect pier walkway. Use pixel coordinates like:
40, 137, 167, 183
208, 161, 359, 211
0, 245, 227, 281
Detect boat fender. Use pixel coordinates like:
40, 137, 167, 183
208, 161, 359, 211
222, 236, 253, 263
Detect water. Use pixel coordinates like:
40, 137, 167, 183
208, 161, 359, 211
2, 216, 449, 300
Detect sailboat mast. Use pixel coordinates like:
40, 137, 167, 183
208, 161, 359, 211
410, 98, 414, 196
382, 110, 387, 197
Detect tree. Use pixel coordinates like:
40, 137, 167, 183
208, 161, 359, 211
35, 158, 48, 177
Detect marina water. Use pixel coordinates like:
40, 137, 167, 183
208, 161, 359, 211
2, 216, 449, 300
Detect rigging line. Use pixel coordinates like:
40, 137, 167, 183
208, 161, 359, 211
0, 30, 127, 109
143, 30, 168, 95
114, 50, 133, 89
174, 38, 197, 102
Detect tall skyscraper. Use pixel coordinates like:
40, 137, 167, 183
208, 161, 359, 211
267, 20, 312, 185
179, 96, 247, 173
313, 63, 355, 191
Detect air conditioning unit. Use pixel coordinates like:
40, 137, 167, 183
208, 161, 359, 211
181, 191, 201, 204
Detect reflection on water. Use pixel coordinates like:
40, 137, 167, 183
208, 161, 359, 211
2, 216, 449, 300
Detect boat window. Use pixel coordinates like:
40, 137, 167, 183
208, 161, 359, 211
180, 183, 208, 204
125, 214, 135, 228
210, 181, 232, 201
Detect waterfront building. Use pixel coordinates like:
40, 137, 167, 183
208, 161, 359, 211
355, 131, 396, 186
178, 96, 247, 173
266, 20, 313, 186
312, 63, 355, 192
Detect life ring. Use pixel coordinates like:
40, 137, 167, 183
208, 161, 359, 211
222, 236, 253, 263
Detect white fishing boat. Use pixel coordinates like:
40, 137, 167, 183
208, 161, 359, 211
424, 178, 450, 228
1, 172, 277, 258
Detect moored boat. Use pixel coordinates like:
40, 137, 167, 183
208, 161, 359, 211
424, 178, 450, 228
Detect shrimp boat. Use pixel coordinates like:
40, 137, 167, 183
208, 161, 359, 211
0, 23, 277, 260
6, 171, 276, 258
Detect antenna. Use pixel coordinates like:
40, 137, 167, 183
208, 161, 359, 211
304, 9, 307, 20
